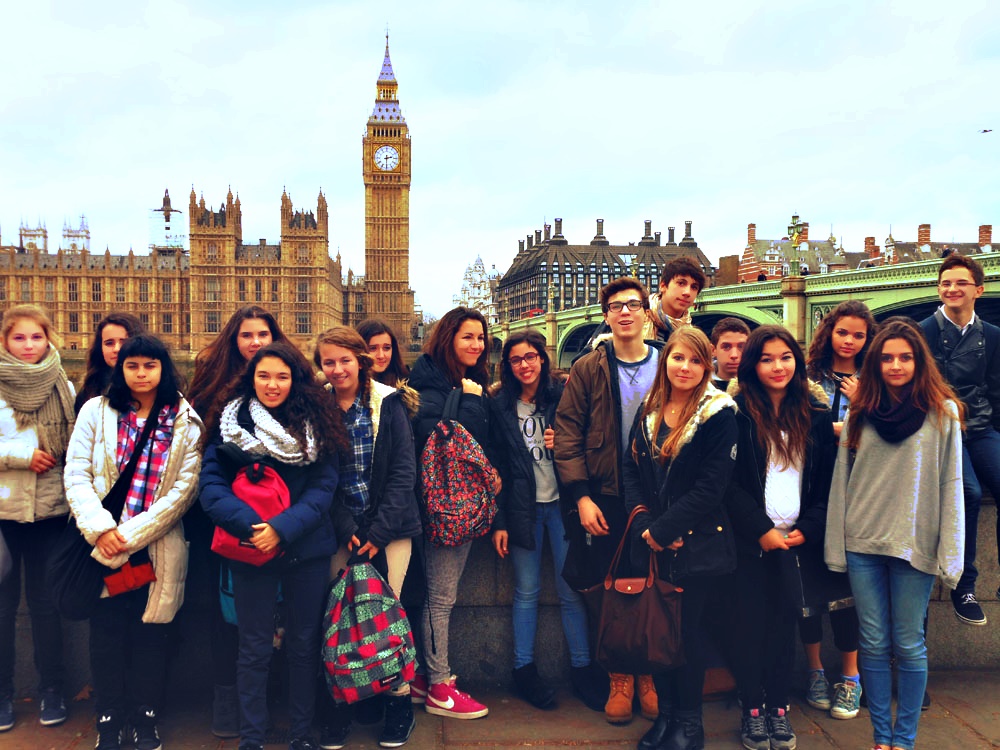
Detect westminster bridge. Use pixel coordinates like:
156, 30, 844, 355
491, 253, 1000, 368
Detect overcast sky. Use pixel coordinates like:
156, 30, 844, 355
1, 0, 997, 315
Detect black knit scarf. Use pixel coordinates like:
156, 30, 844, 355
867, 383, 926, 443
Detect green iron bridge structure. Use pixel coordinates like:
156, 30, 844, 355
490, 253, 1000, 368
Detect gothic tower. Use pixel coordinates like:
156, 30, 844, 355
362, 35, 415, 348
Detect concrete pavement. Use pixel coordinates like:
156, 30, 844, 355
3, 669, 998, 749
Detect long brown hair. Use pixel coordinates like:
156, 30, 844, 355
423, 307, 490, 388
641, 327, 713, 461
356, 318, 409, 387
806, 300, 876, 380
76, 312, 145, 412
845, 317, 964, 451
188, 306, 288, 417
737, 325, 814, 468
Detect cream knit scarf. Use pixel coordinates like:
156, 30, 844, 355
0, 346, 75, 458
219, 397, 317, 465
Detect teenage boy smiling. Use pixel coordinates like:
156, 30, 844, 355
644, 257, 707, 341
919, 253, 1000, 626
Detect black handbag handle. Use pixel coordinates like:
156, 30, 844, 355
101, 405, 160, 522
603, 504, 658, 590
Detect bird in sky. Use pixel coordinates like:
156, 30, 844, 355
980, 129, 992, 133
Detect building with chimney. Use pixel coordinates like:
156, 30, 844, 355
736, 215, 995, 283
497, 218, 714, 322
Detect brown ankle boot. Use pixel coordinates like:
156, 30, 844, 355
636, 674, 658, 720
605, 673, 634, 724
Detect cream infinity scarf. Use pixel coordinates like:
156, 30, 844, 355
219, 397, 317, 465
0, 346, 75, 457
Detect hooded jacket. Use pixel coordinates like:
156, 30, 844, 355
622, 385, 738, 580
330, 380, 423, 548
408, 354, 491, 455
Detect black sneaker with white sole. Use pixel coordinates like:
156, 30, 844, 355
952, 591, 987, 626
766, 707, 796, 750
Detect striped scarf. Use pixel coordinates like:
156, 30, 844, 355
0, 346, 75, 458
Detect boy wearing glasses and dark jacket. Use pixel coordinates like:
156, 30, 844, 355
919, 252, 1000, 626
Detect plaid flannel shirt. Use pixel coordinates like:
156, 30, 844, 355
338, 394, 373, 517
116, 403, 178, 521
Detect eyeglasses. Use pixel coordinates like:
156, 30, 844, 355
509, 352, 540, 367
607, 299, 643, 313
938, 280, 977, 289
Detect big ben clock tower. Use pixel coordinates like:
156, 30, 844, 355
362, 35, 415, 349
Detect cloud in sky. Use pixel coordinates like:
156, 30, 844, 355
1, 0, 997, 315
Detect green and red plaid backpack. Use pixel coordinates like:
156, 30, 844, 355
322, 560, 416, 704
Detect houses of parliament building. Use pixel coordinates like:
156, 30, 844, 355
0, 39, 417, 357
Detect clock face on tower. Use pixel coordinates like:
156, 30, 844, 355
374, 145, 399, 171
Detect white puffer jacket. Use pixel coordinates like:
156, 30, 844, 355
64, 396, 203, 624
0, 381, 76, 523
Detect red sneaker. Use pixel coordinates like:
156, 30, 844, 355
424, 680, 488, 720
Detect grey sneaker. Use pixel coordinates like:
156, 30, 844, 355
740, 707, 770, 750
830, 680, 862, 719
766, 707, 796, 750
805, 670, 830, 711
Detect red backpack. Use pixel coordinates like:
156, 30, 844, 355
419, 390, 497, 547
211, 461, 290, 566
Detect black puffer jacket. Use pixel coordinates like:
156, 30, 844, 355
489, 380, 564, 550
726, 392, 837, 559
408, 354, 491, 454
622, 387, 738, 581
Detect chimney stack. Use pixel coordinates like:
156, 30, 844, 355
535, 229, 542, 245
980, 224, 993, 247
644, 220, 652, 238
597, 219, 604, 236
519, 239, 525, 253
748, 223, 756, 245
684, 221, 692, 239
655, 231, 661, 246
591, 219, 609, 246
543, 223, 551, 242
667, 227, 676, 245
554, 218, 563, 237
864, 236, 878, 259
799, 223, 809, 242
918, 224, 931, 245
527, 233, 534, 249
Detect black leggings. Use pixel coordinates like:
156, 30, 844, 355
798, 606, 860, 654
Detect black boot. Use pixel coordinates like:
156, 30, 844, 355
663, 709, 704, 750
572, 663, 609, 712
511, 663, 556, 710
379, 692, 416, 748
638, 713, 673, 750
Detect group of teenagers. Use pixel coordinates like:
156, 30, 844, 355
0, 250, 994, 750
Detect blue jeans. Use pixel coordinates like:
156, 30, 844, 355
847, 552, 935, 750
959, 428, 1000, 593
510, 502, 590, 669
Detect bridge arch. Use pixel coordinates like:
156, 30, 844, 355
557, 322, 601, 367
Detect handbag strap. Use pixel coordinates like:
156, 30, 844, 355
102, 404, 161, 521
604, 504, 658, 589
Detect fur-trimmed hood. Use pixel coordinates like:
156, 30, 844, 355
643, 383, 737, 455
369, 379, 420, 439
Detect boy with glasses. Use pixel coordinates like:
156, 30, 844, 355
919, 253, 1000, 626
555, 278, 664, 725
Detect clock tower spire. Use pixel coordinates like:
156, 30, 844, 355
360, 36, 415, 347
